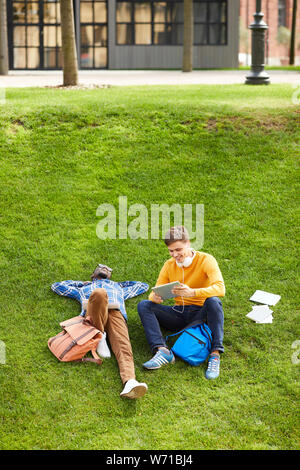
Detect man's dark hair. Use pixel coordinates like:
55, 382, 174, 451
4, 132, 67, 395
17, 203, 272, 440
91, 264, 112, 280
164, 226, 190, 246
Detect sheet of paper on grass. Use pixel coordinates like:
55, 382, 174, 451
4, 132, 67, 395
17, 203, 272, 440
246, 305, 274, 323
249, 290, 281, 306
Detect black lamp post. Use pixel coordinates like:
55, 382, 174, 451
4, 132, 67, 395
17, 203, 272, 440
245, 0, 270, 85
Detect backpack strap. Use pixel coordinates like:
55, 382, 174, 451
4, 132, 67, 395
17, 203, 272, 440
166, 321, 212, 346
165, 328, 186, 343
200, 323, 213, 346
78, 349, 103, 365
59, 328, 100, 360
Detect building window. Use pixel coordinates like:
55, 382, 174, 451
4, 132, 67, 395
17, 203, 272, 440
9, 0, 108, 70
12, 0, 41, 68
11, 0, 62, 69
116, 0, 227, 46
80, 0, 107, 68
278, 0, 287, 28
43, 0, 62, 69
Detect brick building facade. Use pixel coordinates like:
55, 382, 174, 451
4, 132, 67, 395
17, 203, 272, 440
239, 0, 300, 66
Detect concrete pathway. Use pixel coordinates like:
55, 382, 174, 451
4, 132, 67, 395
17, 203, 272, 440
0, 69, 299, 88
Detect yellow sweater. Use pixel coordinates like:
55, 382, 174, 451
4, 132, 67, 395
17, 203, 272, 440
149, 251, 225, 306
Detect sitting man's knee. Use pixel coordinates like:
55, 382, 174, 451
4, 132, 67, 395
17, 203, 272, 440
137, 299, 150, 316
204, 296, 222, 308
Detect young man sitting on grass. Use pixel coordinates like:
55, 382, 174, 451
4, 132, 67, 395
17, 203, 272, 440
137, 226, 225, 380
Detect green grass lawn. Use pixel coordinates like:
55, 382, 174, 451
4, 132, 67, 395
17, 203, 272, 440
0, 84, 299, 450
239, 65, 300, 72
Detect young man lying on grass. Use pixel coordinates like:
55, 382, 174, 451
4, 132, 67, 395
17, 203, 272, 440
138, 226, 225, 379
51, 264, 149, 399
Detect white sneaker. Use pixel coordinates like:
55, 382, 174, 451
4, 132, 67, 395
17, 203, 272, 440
120, 379, 148, 399
96, 332, 111, 358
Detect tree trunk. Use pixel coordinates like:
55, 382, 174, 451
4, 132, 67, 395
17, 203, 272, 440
0, 0, 9, 75
182, 0, 194, 72
60, 0, 78, 86
289, 0, 298, 65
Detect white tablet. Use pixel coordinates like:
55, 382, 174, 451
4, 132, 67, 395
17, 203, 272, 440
152, 281, 180, 300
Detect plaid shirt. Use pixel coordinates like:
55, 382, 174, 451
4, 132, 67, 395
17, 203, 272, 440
51, 279, 149, 320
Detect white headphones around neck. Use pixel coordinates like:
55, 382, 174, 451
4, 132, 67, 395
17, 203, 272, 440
175, 249, 196, 268
172, 249, 195, 314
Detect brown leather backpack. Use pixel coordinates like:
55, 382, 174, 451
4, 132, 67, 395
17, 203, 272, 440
48, 316, 103, 365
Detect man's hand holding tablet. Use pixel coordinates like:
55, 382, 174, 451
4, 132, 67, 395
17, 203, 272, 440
171, 283, 196, 298
151, 281, 180, 302
151, 292, 164, 304
152, 281, 196, 303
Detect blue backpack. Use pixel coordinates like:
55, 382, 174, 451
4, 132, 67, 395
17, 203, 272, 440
166, 321, 212, 366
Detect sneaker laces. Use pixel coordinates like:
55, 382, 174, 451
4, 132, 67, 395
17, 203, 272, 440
207, 355, 220, 372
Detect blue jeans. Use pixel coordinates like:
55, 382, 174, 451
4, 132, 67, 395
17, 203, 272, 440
137, 297, 224, 354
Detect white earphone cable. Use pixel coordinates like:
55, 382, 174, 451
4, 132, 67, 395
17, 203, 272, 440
172, 267, 185, 314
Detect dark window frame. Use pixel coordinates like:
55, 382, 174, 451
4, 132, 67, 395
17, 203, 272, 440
115, 0, 228, 46
9, 0, 62, 70
7, 0, 108, 70
42, 0, 62, 69
80, 0, 108, 69
278, 0, 287, 28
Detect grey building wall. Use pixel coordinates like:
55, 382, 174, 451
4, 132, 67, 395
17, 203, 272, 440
108, 0, 239, 69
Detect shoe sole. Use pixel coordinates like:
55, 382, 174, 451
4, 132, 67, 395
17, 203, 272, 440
143, 364, 161, 370
121, 384, 148, 399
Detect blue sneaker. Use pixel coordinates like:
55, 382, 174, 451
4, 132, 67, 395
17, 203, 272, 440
205, 354, 220, 380
143, 348, 175, 370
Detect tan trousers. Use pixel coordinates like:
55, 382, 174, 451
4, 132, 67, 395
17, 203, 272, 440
86, 288, 135, 384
